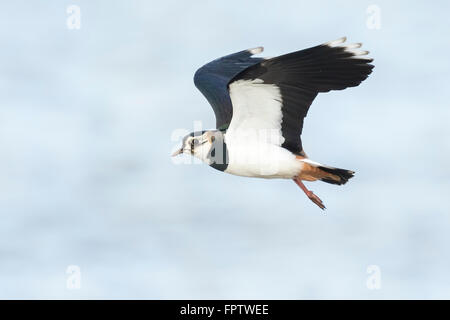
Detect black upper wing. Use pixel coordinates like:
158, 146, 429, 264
194, 48, 264, 130
231, 37, 374, 154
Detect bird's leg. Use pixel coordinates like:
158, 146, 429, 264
293, 177, 326, 210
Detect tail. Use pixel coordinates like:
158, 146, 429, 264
296, 157, 355, 185
318, 166, 355, 185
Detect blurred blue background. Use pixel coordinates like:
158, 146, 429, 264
0, 0, 449, 299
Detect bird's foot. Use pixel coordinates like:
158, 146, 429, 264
306, 190, 326, 210
293, 178, 326, 210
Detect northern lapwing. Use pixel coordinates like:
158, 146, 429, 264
172, 37, 374, 209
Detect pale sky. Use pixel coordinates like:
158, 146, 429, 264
0, 0, 449, 298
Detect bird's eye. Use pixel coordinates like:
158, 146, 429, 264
191, 139, 199, 147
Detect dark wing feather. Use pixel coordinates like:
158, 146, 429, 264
194, 48, 264, 130
232, 37, 374, 154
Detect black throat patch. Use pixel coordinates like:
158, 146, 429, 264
207, 131, 229, 172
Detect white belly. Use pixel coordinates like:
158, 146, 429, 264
224, 136, 303, 179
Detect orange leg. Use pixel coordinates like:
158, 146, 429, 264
293, 177, 326, 210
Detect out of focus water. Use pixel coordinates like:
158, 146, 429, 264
0, 1, 449, 299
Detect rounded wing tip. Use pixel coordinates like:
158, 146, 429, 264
248, 46, 264, 55
324, 37, 373, 61
324, 36, 347, 47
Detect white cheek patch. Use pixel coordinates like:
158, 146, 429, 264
191, 140, 214, 164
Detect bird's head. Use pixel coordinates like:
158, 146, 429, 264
172, 130, 226, 165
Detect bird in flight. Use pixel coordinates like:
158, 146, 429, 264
172, 37, 374, 210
